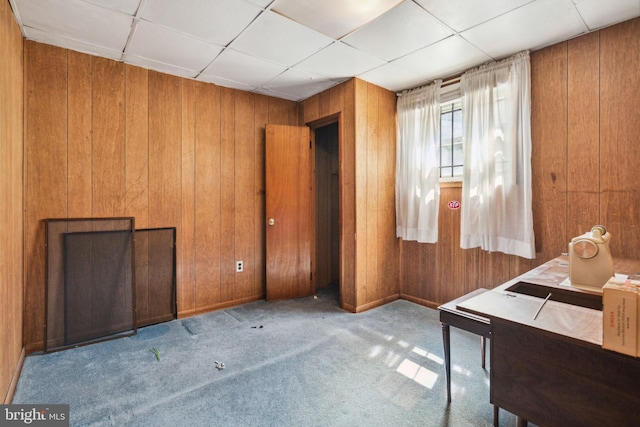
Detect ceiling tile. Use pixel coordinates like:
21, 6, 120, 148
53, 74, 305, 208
24, 26, 124, 61
358, 62, 425, 93
200, 49, 287, 86
296, 42, 386, 79
85, 0, 141, 15
197, 74, 257, 92
123, 53, 199, 78
138, 0, 263, 46
126, 20, 223, 72
414, 0, 534, 32
272, 0, 403, 39
262, 68, 343, 101
390, 35, 492, 82
13, 0, 133, 51
461, 0, 588, 59
253, 88, 300, 102
573, 0, 640, 30
230, 10, 333, 66
342, 1, 453, 61
9, 0, 640, 101
243, 0, 272, 7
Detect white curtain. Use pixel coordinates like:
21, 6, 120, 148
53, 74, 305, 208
460, 51, 536, 259
396, 80, 441, 243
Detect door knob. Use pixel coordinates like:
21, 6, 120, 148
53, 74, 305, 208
268, 218, 275, 226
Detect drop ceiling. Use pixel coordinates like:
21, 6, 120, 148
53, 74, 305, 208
9, 0, 640, 101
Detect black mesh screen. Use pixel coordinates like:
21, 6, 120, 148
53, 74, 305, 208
64, 230, 134, 345
45, 218, 136, 352
135, 228, 176, 327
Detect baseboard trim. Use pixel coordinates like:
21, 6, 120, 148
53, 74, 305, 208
400, 294, 439, 310
4, 347, 25, 404
178, 295, 263, 319
354, 294, 400, 313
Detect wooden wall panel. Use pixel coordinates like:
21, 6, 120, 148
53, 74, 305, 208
1, 0, 23, 402
567, 32, 600, 238
92, 58, 125, 218
341, 79, 356, 310
180, 79, 196, 313
354, 79, 369, 308
254, 95, 269, 298
194, 82, 221, 310
125, 65, 149, 229
600, 18, 640, 259
268, 97, 298, 125
364, 81, 380, 304
301, 78, 398, 312
234, 91, 256, 300
436, 186, 459, 304
21, 42, 300, 348
530, 43, 569, 264
23, 41, 67, 352
148, 72, 181, 229
219, 87, 235, 303
378, 86, 399, 297
329, 84, 345, 117
67, 51, 92, 218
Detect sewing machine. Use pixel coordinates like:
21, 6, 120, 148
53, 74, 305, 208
569, 225, 614, 292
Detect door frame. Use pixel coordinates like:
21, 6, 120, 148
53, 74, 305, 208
307, 113, 342, 305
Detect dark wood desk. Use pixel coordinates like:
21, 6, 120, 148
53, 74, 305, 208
457, 256, 640, 427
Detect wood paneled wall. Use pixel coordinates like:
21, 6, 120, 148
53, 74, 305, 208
401, 17, 640, 307
23, 41, 299, 352
302, 80, 357, 310
17, 16, 640, 351
302, 79, 399, 312
0, 0, 24, 403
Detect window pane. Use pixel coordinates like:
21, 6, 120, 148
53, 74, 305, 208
453, 166, 463, 177
441, 112, 452, 141
453, 109, 463, 139
453, 143, 464, 165
441, 166, 452, 178
441, 145, 452, 167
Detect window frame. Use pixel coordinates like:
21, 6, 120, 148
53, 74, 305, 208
439, 98, 463, 181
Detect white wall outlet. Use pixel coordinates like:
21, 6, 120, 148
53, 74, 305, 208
236, 260, 243, 273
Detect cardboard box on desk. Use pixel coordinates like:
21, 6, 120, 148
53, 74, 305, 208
602, 277, 640, 357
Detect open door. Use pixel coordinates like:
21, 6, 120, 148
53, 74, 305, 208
265, 124, 314, 300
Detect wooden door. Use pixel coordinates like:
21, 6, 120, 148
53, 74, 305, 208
265, 124, 314, 300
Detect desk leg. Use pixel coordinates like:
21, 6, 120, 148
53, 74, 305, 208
442, 322, 451, 403
481, 336, 486, 369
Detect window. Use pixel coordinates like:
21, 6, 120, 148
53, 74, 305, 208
439, 99, 463, 180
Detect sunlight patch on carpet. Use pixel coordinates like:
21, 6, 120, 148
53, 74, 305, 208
396, 359, 438, 389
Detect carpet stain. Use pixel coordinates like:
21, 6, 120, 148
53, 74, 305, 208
181, 321, 197, 336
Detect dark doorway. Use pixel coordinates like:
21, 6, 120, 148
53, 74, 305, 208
314, 122, 340, 303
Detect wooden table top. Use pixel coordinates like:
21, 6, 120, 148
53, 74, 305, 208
456, 255, 640, 347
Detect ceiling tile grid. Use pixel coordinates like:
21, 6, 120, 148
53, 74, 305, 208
9, 0, 640, 101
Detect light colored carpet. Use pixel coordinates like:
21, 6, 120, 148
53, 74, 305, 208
13, 285, 518, 426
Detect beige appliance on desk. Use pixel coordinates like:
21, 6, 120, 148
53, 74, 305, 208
568, 225, 614, 292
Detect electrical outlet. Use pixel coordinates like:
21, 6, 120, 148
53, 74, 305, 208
236, 261, 243, 273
